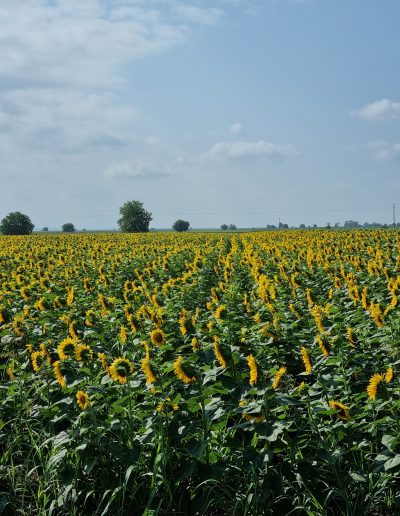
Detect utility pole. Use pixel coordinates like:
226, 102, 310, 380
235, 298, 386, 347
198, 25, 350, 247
393, 203, 396, 228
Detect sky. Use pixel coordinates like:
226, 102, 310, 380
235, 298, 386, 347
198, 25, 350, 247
1, 0, 400, 230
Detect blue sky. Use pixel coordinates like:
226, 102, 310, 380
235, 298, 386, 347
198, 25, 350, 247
1, 0, 400, 229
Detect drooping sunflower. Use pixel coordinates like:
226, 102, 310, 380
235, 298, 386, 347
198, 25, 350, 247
385, 367, 394, 383
367, 373, 384, 400
214, 305, 227, 320
272, 366, 286, 390
191, 337, 200, 352
53, 360, 67, 387
150, 328, 165, 347
6, 367, 15, 379
76, 390, 90, 410
31, 350, 45, 372
85, 309, 96, 327
57, 337, 76, 360
173, 355, 195, 384
213, 336, 227, 369
120, 324, 127, 344
300, 347, 313, 374
98, 352, 109, 372
141, 354, 157, 385
247, 354, 258, 385
109, 357, 134, 384
329, 400, 351, 421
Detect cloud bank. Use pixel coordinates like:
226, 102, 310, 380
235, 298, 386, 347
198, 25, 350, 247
352, 99, 400, 121
209, 140, 296, 159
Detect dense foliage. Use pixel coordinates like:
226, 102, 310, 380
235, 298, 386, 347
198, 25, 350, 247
1, 230, 399, 515
0, 211, 34, 235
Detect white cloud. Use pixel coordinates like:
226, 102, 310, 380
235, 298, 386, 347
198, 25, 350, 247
104, 160, 173, 178
352, 99, 400, 121
0, 88, 134, 149
0, 1, 192, 89
209, 140, 296, 159
368, 140, 400, 161
0, 0, 230, 155
229, 122, 243, 134
171, 4, 224, 26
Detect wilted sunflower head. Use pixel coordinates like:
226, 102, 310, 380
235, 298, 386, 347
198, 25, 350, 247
150, 328, 165, 347
109, 357, 134, 384
329, 400, 352, 421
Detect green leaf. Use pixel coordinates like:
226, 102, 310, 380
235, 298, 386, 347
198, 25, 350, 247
384, 455, 400, 471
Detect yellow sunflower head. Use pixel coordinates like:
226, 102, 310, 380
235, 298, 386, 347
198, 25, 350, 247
57, 337, 76, 360
109, 357, 134, 384
76, 390, 90, 410
75, 343, 93, 364
150, 328, 165, 347
214, 305, 227, 320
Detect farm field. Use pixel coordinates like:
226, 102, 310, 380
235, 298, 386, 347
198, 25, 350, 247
1, 230, 399, 515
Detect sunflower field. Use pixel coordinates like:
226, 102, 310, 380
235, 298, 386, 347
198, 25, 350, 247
1, 230, 399, 515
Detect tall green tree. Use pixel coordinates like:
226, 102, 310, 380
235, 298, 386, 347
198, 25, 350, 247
118, 200, 152, 233
62, 223, 75, 233
0, 212, 34, 235
172, 219, 190, 232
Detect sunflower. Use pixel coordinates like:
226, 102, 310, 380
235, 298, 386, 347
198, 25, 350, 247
214, 305, 227, 320
150, 328, 165, 347
272, 366, 286, 390
191, 337, 200, 352
53, 360, 67, 387
141, 354, 157, 384
57, 337, 76, 360
76, 390, 90, 410
31, 350, 45, 372
173, 355, 195, 384
247, 354, 258, 385
98, 352, 109, 372
213, 336, 227, 369
109, 357, 134, 384
385, 367, 394, 383
367, 373, 384, 400
329, 400, 351, 421
300, 347, 313, 374
75, 343, 93, 364
316, 335, 329, 357
120, 324, 127, 344
85, 309, 96, 327
6, 367, 15, 379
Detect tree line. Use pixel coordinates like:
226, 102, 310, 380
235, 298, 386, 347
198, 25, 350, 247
0, 201, 191, 235
0, 204, 394, 235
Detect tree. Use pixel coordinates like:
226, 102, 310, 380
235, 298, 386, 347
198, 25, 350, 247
172, 219, 190, 232
344, 220, 361, 228
118, 200, 152, 233
228, 224, 237, 230
42, 227, 49, 232
62, 223, 75, 233
0, 212, 34, 235
221, 224, 228, 230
